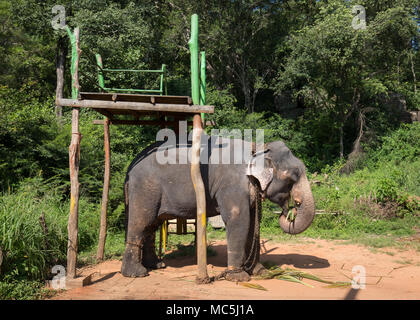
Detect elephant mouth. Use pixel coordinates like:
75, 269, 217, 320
277, 173, 315, 235
281, 196, 299, 222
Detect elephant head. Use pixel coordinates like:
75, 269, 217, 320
246, 141, 315, 235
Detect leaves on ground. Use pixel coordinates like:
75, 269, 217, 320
256, 264, 352, 289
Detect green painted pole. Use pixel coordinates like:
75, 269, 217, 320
65, 26, 80, 99
160, 64, 166, 96
200, 51, 206, 125
95, 54, 105, 90
189, 14, 200, 105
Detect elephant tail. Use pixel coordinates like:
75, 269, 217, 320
124, 177, 129, 244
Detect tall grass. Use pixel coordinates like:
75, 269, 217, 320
0, 177, 101, 299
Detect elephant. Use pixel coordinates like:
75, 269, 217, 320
121, 134, 315, 282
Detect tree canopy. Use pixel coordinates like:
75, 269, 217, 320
0, 0, 419, 182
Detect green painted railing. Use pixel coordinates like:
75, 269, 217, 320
95, 53, 166, 95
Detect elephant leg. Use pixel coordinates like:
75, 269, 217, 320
142, 229, 166, 270
221, 201, 251, 282
121, 182, 159, 278
121, 241, 147, 278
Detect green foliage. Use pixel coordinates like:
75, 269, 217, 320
369, 123, 420, 166
0, 87, 58, 185
311, 123, 420, 219
0, 275, 54, 300
0, 177, 100, 280
276, 0, 419, 161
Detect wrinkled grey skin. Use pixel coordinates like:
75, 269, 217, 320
121, 135, 315, 281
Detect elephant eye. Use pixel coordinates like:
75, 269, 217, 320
295, 201, 301, 207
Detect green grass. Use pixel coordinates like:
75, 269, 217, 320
0, 177, 101, 299
260, 202, 420, 251
0, 276, 56, 300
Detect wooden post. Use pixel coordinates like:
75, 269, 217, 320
191, 114, 210, 283
96, 117, 110, 261
66, 26, 81, 279
189, 14, 210, 284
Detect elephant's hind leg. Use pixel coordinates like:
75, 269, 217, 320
121, 181, 159, 278
142, 227, 166, 270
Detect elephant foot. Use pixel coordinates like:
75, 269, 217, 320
251, 263, 269, 276
143, 259, 166, 270
121, 260, 148, 278
224, 269, 250, 282
121, 244, 149, 278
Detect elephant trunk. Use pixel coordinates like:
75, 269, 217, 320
278, 172, 315, 235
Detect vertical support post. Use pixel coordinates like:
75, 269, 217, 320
191, 114, 209, 283
96, 117, 110, 261
200, 51, 206, 126
66, 26, 81, 279
95, 53, 105, 90
189, 15, 200, 106
189, 14, 210, 284
160, 64, 166, 96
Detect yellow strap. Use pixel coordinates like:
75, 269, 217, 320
162, 220, 167, 252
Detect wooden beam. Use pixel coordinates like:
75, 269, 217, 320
92, 119, 193, 126
56, 98, 214, 114
96, 109, 115, 120
96, 117, 110, 262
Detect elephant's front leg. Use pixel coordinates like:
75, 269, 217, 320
222, 202, 252, 282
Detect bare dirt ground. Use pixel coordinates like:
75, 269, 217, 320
51, 239, 420, 300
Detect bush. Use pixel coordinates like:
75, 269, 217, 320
369, 122, 420, 166
0, 177, 101, 282
0, 275, 53, 300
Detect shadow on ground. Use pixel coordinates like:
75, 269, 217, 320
163, 243, 330, 269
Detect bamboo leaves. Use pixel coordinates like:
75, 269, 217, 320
255, 265, 352, 289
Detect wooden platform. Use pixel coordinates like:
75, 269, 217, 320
56, 92, 214, 125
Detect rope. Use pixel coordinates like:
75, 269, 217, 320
242, 141, 263, 274
243, 180, 262, 274
214, 268, 244, 281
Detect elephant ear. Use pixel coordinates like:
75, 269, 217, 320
246, 148, 273, 191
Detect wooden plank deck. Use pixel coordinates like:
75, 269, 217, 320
79, 92, 193, 105
56, 92, 213, 125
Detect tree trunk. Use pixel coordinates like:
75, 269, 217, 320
241, 75, 253, 113
0, 245, 3, 274
410, 53, 417, 94
339, 125, 344, 159
55, 36, 67, 127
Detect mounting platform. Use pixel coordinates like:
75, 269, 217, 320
56, 92, 214, 126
